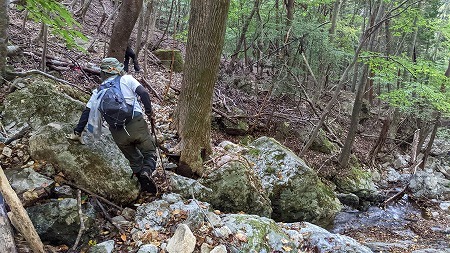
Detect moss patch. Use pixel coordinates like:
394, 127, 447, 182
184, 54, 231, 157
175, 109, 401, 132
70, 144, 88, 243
153, 49, 184, 72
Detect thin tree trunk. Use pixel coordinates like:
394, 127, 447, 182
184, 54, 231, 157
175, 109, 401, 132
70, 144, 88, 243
153, 0, 175, 50
368, 116, 391, 164
74, 0, 93, 21
227, 0, 259, 73
0, 0, 7, 85
299, 0, 412, 157
136, 0, 154, 57
338, 64, 368, 167
40, 24, 48, 72
420, 113, 440, 169
329, 0, 345, 41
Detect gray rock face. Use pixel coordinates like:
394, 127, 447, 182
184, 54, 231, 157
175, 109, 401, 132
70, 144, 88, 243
5, 167, 54, 195
169, 172, 213, 200
132, 193, 370, 253
199, 159, 272, 217
331, 156, 379, 203
3, 78, 139, 204
409, 170, 450, 200
293, 222, 373, 253
245, 137, 341, 226
88, 240, 115, 253
135, 193, 210, 232
26, 198, 98, 245
222, 214, 297, 252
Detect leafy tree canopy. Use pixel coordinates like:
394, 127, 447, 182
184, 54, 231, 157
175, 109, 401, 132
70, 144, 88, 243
18, 0, 87, 51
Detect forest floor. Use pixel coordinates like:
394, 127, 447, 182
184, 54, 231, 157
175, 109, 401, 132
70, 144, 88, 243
3, 1, 450, 253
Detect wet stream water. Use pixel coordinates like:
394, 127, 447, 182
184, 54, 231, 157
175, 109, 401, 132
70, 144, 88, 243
331, 196, 450, 252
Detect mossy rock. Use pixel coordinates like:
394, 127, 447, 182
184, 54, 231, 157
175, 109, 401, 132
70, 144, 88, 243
332, 155, 378, 201
153, 49, 184, 72
309, 129, 336, 154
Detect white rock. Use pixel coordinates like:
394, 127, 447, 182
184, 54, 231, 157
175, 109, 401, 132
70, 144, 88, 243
210, 245, 227, 253
166, 224, 196, 253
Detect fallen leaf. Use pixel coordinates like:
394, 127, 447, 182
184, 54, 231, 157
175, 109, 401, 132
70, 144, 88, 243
172, 209, 181, 215
121, 234, 127, 241
214, 210, 221, 215
282, 245, 292, 251
156, 210, 163, 216
235, 232, 247, 242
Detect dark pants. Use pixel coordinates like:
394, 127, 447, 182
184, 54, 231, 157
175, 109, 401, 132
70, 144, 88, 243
124, 46, 140, 72
110, 114, 156, 174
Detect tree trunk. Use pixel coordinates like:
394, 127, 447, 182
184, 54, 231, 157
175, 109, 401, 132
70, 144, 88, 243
338, 64, 368, 167
0, 166, 44, 253
0, 0, 7, 85
227, 0, 259, 73
40, 24, 48, 72
285, 0, 294, 27
175, 0, 230, 177
338, 0, 384, 168
329, 0, 345, 41
108, 0, 143, 61
368, 116, 391, 164
153, 0, 175, 50
135, 0, 154, 57
420, 113, 440, 169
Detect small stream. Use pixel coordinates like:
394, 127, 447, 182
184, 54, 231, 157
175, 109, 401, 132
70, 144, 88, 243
331, 195, 450, 252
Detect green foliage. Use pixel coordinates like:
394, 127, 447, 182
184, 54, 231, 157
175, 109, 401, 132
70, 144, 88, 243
365, 54, 450, 118
436, 127, 450, 139
19, 0, 87, 51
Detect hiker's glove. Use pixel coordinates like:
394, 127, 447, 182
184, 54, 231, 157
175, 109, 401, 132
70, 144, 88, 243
66, 131, 85, 144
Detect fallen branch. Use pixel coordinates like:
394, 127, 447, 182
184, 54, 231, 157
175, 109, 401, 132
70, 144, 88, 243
94, 198, 125, 234
212, 107, 240, 125
383, 130, 421, 207
141, 78, 163, 102
23, 51, 101, 76
69, 190, 85, 253
57, 177, 123, 212
7, 69, 90, 94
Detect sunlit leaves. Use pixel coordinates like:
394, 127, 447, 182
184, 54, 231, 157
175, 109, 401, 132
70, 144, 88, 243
366, 54, 450, 118
20, 0, 88, 51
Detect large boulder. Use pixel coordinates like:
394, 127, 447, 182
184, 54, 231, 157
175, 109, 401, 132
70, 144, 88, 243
131, 194, 370, 252
409, 169, 450, 200
245, 137, 341, 227
198, 156, 272, 217
2, 77, 140, 203
331, 156, 379, 206
153, 49, 184, 73
26, 198, 98, 245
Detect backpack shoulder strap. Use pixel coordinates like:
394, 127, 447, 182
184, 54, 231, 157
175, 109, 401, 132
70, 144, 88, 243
99, 75, 122, 91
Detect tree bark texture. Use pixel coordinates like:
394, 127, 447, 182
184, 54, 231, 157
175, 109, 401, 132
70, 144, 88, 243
0, 0, 8, 83
108, 0, 143, 61
0, 166, 44, 253
175, 0, 230, 176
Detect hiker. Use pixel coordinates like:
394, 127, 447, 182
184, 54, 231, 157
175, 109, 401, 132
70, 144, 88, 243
67, 57, 157, 193
124, 45, 140, 72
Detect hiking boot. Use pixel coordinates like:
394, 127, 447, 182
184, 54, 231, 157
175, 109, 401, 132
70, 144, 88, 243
137, 168, 157, 193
